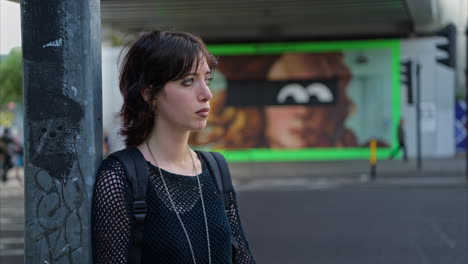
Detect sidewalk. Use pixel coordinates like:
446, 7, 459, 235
0, 167, 24, 198
230, 156, 465, 178
1, 156, 467, 197
229, 156, 468, 189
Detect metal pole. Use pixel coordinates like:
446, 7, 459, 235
416, 62, 422, 171
466, 26, 468, 182
21, 0, 102, 263
370, 138, 377, 180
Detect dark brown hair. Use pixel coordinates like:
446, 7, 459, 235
118, 30, 217, 146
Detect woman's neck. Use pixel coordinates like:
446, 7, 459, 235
149, 125, 189, 159
137, 121, 196, 174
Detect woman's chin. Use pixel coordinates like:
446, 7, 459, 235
190, 122, 207, 131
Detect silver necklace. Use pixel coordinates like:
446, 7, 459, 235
145, 142, 211, 264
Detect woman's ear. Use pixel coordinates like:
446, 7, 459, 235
141, 85, 159, 113
141, 85, 152, 103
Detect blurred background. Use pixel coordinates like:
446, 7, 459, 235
1, 0, 468, 263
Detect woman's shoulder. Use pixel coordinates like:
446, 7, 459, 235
100, 155, 124, 169
94, 156, 134, 195
96, 156, 127, 180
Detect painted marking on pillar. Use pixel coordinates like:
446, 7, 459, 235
71, 86, 78, 97
42, 38, 63, 48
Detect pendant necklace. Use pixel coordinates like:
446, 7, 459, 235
145, 141, 211, 264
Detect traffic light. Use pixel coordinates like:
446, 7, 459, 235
436, 24, 456, 68
401, 60, 413, 104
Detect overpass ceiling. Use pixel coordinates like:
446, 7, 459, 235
8, 0, 440, 41
101, 0, 421, 42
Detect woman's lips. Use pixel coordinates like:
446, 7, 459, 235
196, 108, 209, 117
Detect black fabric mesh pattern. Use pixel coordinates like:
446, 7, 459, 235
226, 191, 257, 264
92, 157, 256, 264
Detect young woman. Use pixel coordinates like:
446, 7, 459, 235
92, 30, 256, 264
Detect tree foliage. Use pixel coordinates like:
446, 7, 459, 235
0, 48, 23, 106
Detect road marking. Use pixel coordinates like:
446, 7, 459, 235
237, 178, 341, 191
0, 224, 24, 231
0, 237, 24, 251
430, 222, 457, 248
0, 248, 24, 256
0, 217, 13, 224
0, 237, 24, 244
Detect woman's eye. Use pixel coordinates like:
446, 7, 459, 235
205, 77, 213, 85
182, 78, 194, 86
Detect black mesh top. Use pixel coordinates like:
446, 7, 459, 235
92, 155, 256, 264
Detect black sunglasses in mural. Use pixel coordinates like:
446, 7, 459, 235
226, 78, 338, 107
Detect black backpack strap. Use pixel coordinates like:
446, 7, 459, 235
197, 151, 239, 251
210, 151, 234, 203
198, 151, 223, 196
197, 151, 234, 207
108, 146, 148, 264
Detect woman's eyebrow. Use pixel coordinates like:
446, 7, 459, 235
187, 70, 211, 76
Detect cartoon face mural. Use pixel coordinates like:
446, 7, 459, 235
189, 50, 394, 151
190, 52, 357, 149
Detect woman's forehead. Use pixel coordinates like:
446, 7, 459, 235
191, 56, 209, 73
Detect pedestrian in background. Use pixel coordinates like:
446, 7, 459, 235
92, 30, 256, 264
389, 119, 407, 161
0, 128, 15, 182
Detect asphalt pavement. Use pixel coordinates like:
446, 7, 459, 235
238, 186, 468, 264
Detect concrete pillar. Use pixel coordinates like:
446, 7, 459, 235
21, 0, 102, 263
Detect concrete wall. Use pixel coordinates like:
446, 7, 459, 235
401, 37, 456, 157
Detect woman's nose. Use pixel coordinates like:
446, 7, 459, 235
198, 81, 212, 102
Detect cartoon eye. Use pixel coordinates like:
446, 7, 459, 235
306, 83, 334, 102
277, 83, 309, 104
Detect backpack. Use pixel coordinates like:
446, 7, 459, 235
108, 146, 237, 263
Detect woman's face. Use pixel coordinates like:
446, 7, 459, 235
155, 57, 213, 132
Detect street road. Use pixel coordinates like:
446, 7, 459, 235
238, 184, 468, 264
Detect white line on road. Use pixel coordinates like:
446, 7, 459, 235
0, 237, 24, 257
0, 237, 24, 244
0, 224, 24, 231
237, 178, 342, 191
430, 222, 457, 248
0, 248, 24, 256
